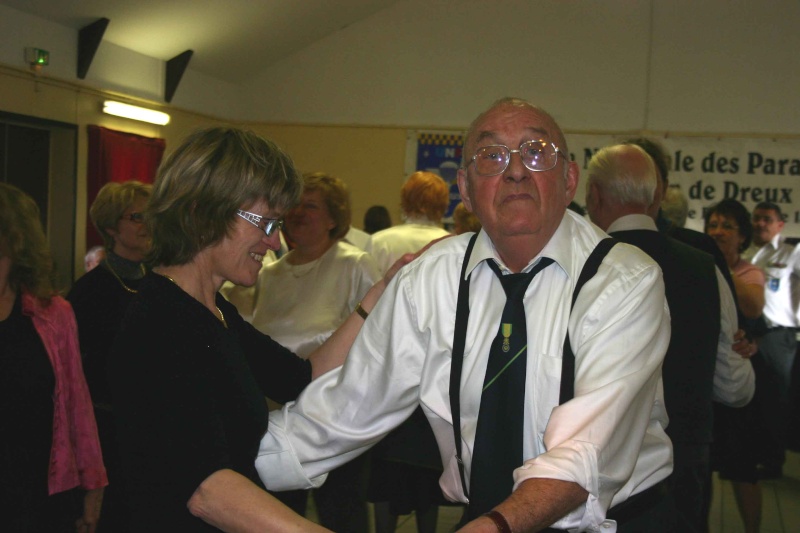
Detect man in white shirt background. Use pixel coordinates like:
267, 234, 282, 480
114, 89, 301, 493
742, 201, 800, 479
365, 171, 452, 274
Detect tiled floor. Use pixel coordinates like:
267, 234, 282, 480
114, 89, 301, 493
707, 451, 800, 533
352, 451, 800, 532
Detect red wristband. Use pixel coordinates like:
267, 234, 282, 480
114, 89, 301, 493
484, 510, 513, 533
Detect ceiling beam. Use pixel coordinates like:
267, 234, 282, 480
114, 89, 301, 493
77, 17, 110, 79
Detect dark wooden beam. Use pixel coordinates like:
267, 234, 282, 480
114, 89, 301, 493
77, 18, 110, 79
165, 50, 193, 103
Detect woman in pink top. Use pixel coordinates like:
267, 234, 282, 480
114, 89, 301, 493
706, 198, 765, 533
0, 183, 107, 532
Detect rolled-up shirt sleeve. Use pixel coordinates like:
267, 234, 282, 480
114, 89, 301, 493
514, 255, 673, 530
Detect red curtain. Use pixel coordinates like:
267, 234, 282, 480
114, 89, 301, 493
86, 125, 166, 248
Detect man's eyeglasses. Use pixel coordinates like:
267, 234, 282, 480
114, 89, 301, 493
121, 212, 145, 223
236, 209, 283, 237
465, 140, 567, 176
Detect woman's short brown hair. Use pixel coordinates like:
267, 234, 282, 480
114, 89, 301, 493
302, 172, 352, 240
147, 127, 301, 266
90, 180, 152, 250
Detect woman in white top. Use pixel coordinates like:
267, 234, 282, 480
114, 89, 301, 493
251, 172, 379, 356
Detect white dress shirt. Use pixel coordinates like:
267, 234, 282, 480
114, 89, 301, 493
365, 217, 451, 274
743, 234, 800, 328
257, 211, 673, 531
344, 226, 372, 250
250, 241, 380, 358
607, 214, 754, 407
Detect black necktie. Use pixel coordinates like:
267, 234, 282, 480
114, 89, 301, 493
468, 257, 554, 517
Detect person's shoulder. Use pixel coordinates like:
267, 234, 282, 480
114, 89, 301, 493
778, 236, 799, 255
665, 234, 715, 266
398, 232, 467, 274
23, 293, 78, 330
344, 226, 371, 249
67, 265, 113, 298
669, 225, 716, 251
368, 225, 399, 243
260, 253, 290, 275
46, 294, 75, 320
333, 240, 380, 267
558, 211, 655, 272
421, 225, 451, 237
336, 239, 368, 257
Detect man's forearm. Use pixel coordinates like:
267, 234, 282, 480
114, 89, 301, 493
459, 478, 588, 533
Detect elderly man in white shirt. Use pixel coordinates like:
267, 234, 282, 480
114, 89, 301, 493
585, 143, 754, 531
257, 98, 674, 532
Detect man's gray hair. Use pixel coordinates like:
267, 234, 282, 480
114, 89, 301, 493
587, 144, 656, 207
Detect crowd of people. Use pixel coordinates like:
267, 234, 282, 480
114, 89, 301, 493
4, 97, 800, 533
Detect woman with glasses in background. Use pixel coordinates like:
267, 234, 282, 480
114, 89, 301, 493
705, 198, 765, 533
67, 180, 152, 531
108, 127, 406, 532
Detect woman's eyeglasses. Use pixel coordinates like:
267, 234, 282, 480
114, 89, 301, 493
236, 209, 283, 237
121, 212, 145, 223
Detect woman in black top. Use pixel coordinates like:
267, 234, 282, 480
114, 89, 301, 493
109, 127, 404, 532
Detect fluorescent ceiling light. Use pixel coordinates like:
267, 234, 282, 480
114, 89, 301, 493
103, 100, 170, 125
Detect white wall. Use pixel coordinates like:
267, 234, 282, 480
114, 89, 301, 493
246, 0, 800, 135
247, 0, 653, 131
647, 1, 800, 134
2, 0, 797, 135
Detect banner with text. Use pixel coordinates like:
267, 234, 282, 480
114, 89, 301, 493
568, 134, 800, 236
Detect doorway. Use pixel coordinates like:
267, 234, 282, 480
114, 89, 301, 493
0, 111, 77, 291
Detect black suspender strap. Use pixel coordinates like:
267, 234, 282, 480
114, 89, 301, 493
559, 237, 617, 404
449, 236, 617, 500
449, 232, 479, 499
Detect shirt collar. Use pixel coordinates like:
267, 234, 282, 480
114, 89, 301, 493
768, 233, 784, 249
607, 214, 658, 234
463, 211, 578, 279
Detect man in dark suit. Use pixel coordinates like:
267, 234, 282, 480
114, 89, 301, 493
586, 143, 755, 532
623, 137, 737, 293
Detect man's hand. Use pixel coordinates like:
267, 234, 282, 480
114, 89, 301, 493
732, 328, 758, 358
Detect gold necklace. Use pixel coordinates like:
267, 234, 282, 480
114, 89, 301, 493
158, 271, 228, 328
104, 259, 145, 294
216, 305, 228, 328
